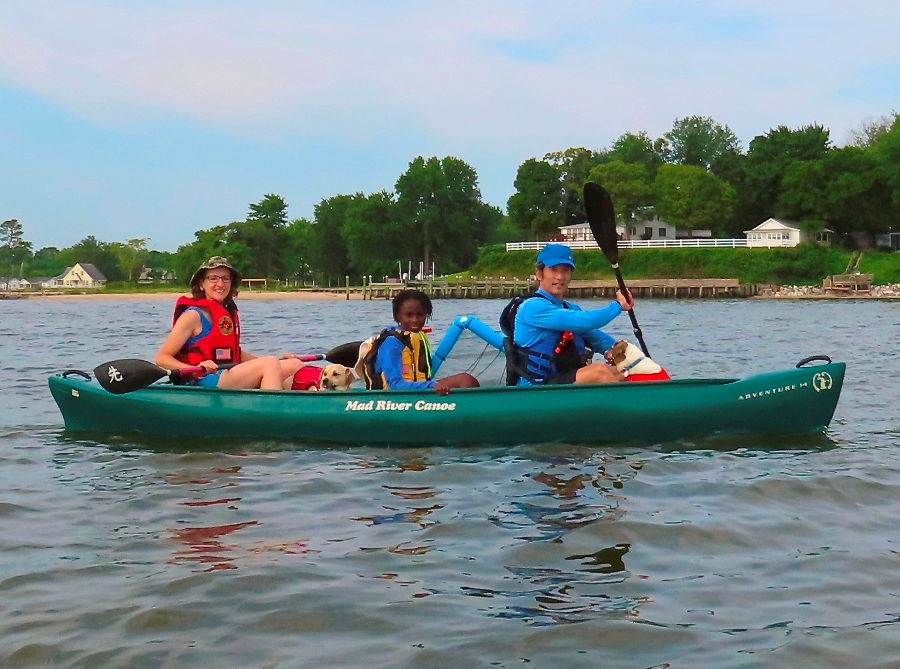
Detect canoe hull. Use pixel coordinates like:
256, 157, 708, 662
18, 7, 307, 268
48, 362, 846, 447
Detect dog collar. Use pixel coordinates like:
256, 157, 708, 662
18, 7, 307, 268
622, 356, 646, 374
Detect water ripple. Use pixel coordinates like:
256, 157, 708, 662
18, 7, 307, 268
2, 298, 900, 667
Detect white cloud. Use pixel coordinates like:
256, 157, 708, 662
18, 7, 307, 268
2, 0, 898, 148
2, 1, 899, 249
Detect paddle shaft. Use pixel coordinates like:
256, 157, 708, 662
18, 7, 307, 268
174, 352, 333, 379
610, 263, 649, 358
95, 348, 348, 394
582, 181, 650, 357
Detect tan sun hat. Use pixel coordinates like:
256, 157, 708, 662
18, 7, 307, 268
190, 256, 242, 290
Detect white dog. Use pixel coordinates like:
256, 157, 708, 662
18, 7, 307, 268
284, 363, 355, 391
607, 340, 670, 381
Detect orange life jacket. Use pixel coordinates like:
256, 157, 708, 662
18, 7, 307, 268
173, 296, 241, 366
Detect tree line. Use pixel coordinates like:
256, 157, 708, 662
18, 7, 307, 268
3, 112, 898, 287
509, 112, 900, 243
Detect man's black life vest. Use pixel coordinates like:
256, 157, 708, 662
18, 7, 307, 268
499, 292, 589, 386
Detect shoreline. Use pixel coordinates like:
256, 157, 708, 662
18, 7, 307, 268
0, 290, 364, 301
2, 284, 900, 301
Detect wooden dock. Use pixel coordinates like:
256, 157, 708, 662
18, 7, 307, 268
353, 277, 755, 300
822, 273, 873, 295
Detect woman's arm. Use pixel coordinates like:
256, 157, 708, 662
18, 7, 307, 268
155, 310, 209, 371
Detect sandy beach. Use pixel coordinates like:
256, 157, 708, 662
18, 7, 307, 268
3, 290, 365, 301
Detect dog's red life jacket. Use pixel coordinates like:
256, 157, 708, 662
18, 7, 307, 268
624, 369, 671, 382
290, 365, 323, 390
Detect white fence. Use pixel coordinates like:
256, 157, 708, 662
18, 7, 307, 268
505, 238, 750, 252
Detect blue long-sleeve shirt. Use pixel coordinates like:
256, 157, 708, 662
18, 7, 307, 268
513, 289, 621, 355
373, 328, 436, 390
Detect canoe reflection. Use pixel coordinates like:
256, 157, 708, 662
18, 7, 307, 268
168, 521, 259, 572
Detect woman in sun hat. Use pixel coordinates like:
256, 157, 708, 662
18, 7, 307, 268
155, 256, 305, 390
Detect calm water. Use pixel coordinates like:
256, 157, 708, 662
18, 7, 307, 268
1, 296, 898, 668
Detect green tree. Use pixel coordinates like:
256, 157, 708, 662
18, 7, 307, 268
778, 159, 827, 221
172, 224, 250, 287
822, 147, 895, 242
57, 236, 123, 281
486, 216, 528, 245
543, 148, 600, 226
233, 194, 290, 278
395, 156, 497, 274
109, 237, 149, 281
652, 164, 735, 234
736, 124, 832, 233
282, 218, 316, 286
587, 160, 653, 226
309, 194, 356, 285
1, 218, 26, 248
28, 247, 62, 277
144, 249, 176, 282
0, 219, 33, 276
507, 158, 563, 239
871, 115, 900, 210
604, 131, 664, 176
845, 111, 898, 148
340, 191, 405, 279
659, 116, 742, 168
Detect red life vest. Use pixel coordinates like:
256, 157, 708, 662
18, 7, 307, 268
173, 296, 241, 366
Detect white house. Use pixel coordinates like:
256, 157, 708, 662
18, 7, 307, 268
0, 277, 31, 290
52, 263, 108, 288
744, 219, 832, 248
627, 221, 712, 242
138, 266, 176, 284
556, 222, 626, 242
557, 220, 708, 243
874, 231, 900, 251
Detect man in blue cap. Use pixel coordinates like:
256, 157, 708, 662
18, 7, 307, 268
506, 243, 633, 385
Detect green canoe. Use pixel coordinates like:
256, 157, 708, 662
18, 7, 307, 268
48, 358, 844, 446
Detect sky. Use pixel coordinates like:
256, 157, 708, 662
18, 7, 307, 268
2, 1, 898, 253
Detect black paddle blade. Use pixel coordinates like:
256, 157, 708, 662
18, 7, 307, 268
583, 182, 651, 357
93, 358, 169, 394
583, 182, 619, 266
325, 341, 363, 367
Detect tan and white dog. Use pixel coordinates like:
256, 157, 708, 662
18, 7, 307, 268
607, 340, 670, 382
284, 363, 355, 391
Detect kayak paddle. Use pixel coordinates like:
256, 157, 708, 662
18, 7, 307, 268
583, 181, 650, 357
92, 359, 234, 394
322, 340, 363, 367
93, 341, 365, 394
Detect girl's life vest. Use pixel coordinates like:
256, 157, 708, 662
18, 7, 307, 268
499, 293, 591, 385
172, 296, 241, 366
362, 329, 432, 390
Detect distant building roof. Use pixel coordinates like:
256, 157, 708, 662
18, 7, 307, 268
744, 218, 801, 233
78, 263, 107, 281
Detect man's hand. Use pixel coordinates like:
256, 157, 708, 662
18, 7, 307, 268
615, 289, 634, 312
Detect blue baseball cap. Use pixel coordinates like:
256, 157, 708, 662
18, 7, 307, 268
536, 244, 575, 268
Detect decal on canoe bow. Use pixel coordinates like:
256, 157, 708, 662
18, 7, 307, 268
811, 371, 833, 392
344, 399, 458, 412
738, 383, 801, 401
